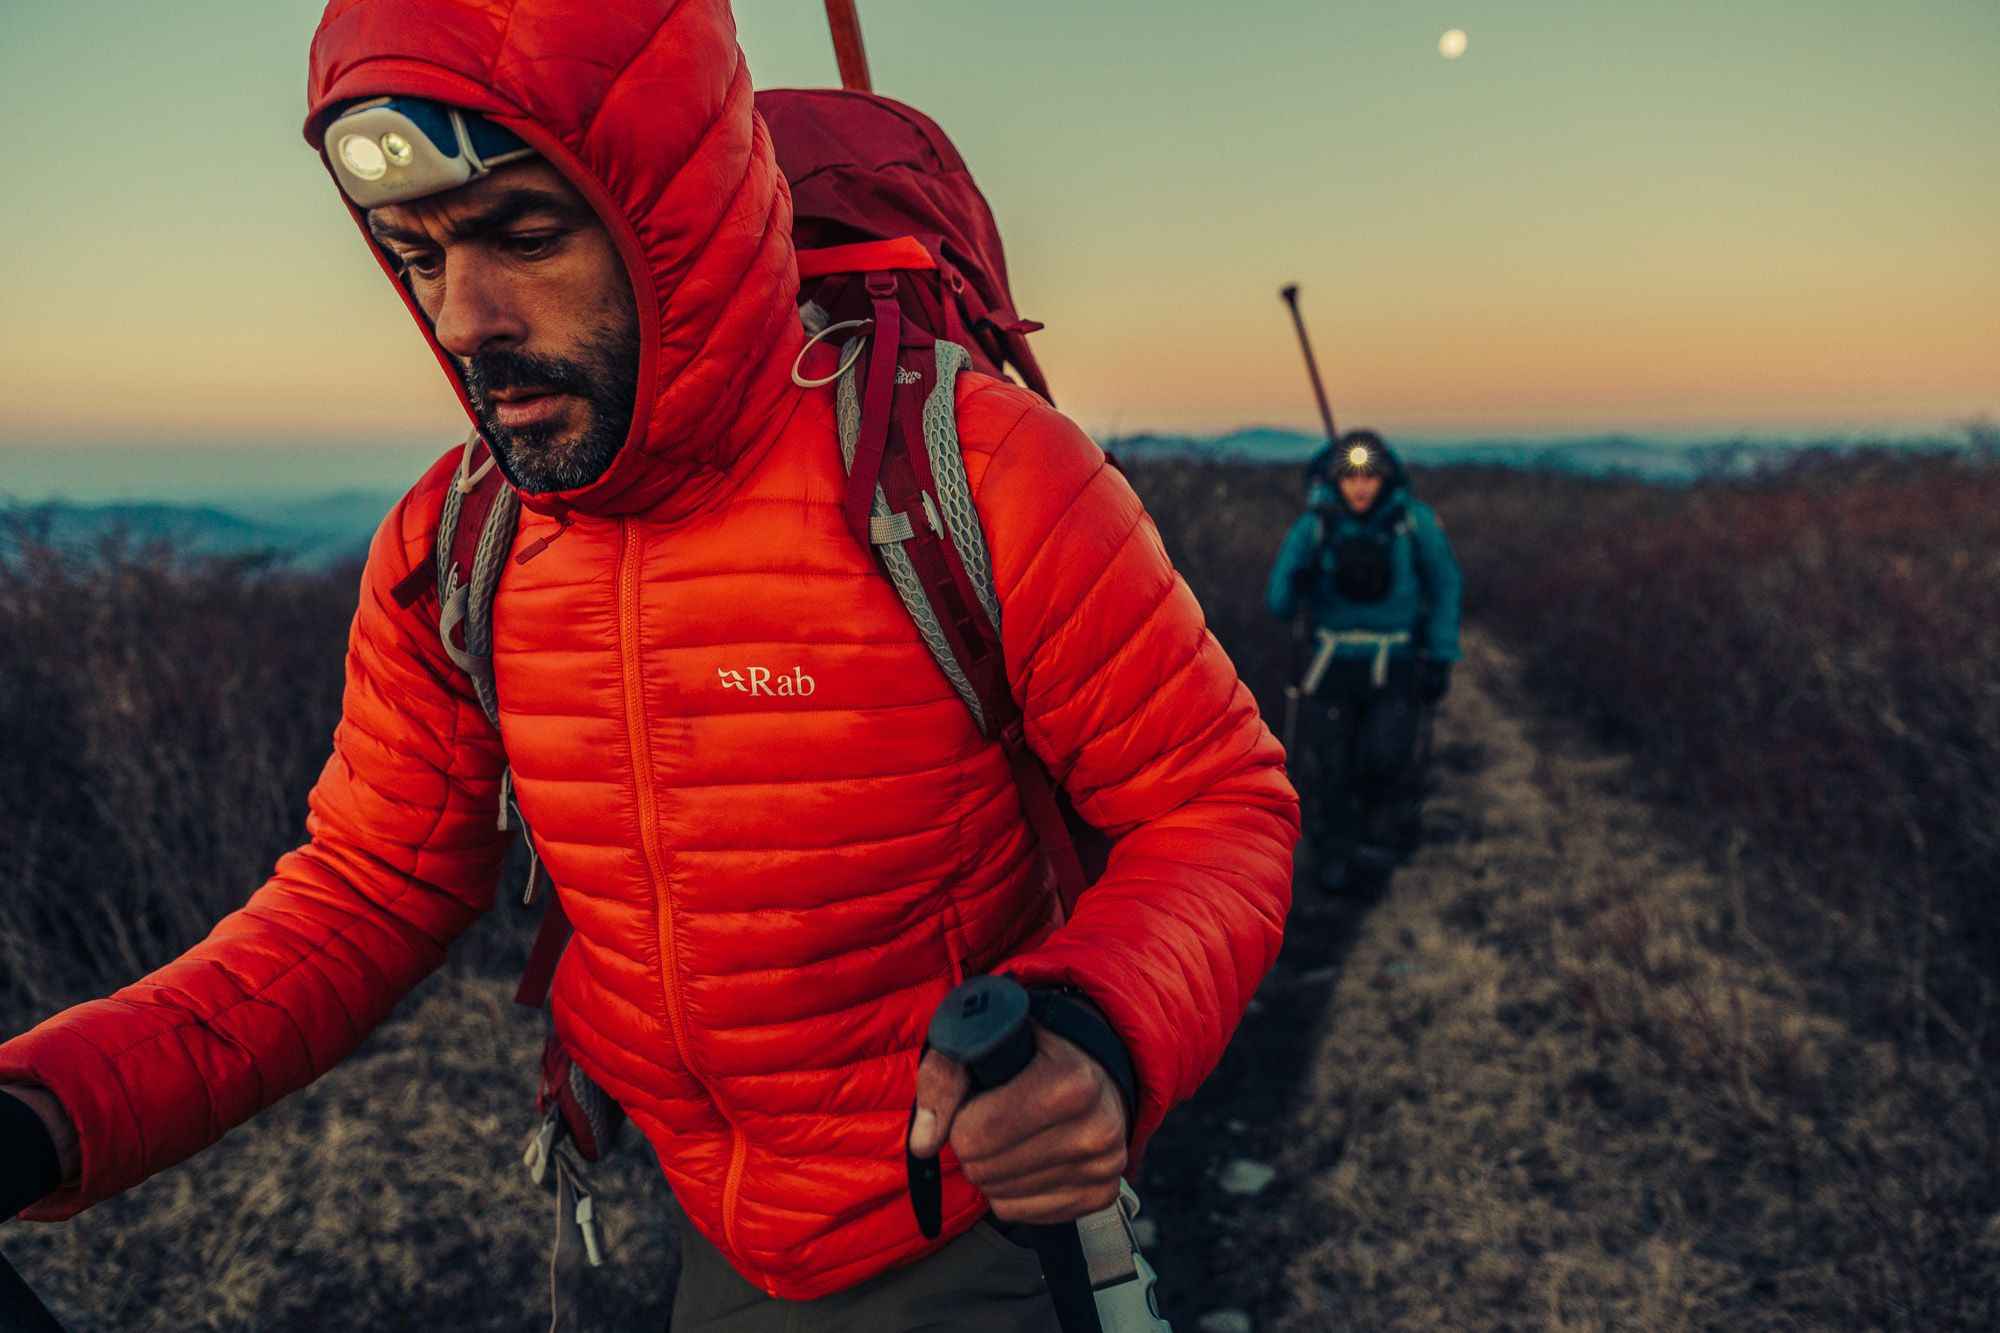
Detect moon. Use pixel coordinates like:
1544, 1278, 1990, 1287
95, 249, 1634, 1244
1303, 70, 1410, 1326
1440, 28, 1468, 59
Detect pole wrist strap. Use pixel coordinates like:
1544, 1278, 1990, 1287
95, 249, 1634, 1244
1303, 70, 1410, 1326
1027, 987, 1138, 1131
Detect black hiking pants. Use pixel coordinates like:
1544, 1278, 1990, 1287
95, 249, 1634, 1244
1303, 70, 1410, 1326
1299, 656, 1424, 883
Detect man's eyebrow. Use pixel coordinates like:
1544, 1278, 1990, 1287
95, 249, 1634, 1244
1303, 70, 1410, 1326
367, 188, 593, 247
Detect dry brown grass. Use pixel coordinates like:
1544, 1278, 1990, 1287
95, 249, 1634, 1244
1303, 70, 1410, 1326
4, 965, 682, 1331
1270, 631, 1998, 1331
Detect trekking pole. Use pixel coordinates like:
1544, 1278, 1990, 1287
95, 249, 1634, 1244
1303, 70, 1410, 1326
822, 0, 874, 92
1280, 617, 1307, 765
924, 976, 1169, 1333
0, 1248, 64, 1332
1278, 284, 1338, 446
1413, 697, 1438, 827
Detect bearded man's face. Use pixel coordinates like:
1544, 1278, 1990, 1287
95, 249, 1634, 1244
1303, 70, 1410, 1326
367, 159, 639, 493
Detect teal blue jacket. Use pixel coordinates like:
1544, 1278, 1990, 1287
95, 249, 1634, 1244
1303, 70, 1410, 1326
1264, 478, 1463, 662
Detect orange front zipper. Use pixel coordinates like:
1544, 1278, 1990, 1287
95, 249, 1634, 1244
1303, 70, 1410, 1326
617, 520, 760, 1284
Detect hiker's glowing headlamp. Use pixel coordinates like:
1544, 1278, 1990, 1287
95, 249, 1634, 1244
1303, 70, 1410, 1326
1335, 440, 1387, 477
325, 97, 535, 209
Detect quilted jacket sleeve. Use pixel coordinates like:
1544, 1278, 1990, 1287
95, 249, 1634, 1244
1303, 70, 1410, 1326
960, 383, 1300, 1156
0, 460, 512, 1220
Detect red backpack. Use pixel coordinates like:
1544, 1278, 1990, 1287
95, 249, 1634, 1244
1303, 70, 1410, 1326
416, 85, 1106, 1268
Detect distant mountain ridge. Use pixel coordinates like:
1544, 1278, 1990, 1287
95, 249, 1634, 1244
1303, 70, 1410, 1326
1, 492, 398, 567
1106, 426, 1990, 480
5, 427, 1989, 565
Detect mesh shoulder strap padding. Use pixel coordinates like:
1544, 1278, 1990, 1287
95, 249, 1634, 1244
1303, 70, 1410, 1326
836, 338, 993, 731
429, 435, 573, 1009
835, 338, 1099, 915
434, 434, 521, 728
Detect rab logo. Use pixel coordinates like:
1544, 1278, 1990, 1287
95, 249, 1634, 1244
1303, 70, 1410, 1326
718, 666, 817, 698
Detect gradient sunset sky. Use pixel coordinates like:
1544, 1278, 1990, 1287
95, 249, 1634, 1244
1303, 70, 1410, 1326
1, 0, 1994, 479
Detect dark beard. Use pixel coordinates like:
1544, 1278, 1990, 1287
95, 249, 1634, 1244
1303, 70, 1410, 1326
460, 320, 641, 494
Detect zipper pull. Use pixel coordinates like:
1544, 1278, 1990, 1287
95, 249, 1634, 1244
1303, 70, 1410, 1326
515, 515, 574, 565
522, 838, 546, 907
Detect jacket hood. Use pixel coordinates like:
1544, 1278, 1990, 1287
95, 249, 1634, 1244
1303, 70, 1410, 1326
304, 0, 806, 521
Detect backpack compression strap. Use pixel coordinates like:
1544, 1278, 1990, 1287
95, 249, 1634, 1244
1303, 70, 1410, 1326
834, 336, 1094, 917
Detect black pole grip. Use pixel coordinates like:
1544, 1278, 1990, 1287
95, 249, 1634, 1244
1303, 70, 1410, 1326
925, 977, 1106, 1332
927, 975, 1034, 1091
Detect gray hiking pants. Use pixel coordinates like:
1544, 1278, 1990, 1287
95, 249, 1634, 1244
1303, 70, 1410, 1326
670, 1215, 1061, 1332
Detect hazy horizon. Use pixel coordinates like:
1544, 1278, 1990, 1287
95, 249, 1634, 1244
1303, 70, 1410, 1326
5, 421, 1990, 507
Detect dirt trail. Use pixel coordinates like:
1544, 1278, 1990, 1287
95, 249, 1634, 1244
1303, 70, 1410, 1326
1135, 626, 1957, 1332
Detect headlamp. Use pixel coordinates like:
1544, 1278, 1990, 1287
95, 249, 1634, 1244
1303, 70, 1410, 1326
324, 97, 535, 208
1335, 439, 1387, 477
337, 133, 388, 182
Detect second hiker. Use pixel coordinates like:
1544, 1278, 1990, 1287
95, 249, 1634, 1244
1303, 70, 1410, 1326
1267, 430, 1463, 893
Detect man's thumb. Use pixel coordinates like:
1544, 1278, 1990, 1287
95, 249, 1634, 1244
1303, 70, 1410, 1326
907, 1048, 972, 1159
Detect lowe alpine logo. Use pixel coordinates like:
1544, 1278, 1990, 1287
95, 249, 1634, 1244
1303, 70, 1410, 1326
717, 666, 817, 698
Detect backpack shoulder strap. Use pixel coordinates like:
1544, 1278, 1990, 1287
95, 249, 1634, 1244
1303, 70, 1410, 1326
426, 434, 571, 1006
1396, 508, 1431, 607
833, 335, 1099, 918
435, 432, 521, 727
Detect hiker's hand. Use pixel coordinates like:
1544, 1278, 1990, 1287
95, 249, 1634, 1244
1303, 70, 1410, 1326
908, 1022, 1129, 1225
1420, 658, 1452, 703
0, 1085, 78, 1213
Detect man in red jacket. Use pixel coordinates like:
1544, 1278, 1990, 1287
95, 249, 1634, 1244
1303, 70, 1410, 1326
0, 2, 1296, 1326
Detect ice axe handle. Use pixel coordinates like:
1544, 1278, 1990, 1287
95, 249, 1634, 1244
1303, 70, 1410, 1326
1279, 283, 1339, 446
822, 0, 874, 92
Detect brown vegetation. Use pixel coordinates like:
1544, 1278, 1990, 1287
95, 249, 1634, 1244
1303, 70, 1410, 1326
1432, 446, 2000, 1059
1, 444, 1995, 1329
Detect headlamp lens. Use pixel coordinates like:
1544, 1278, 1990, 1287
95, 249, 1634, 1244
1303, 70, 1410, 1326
338, 133, 388, 181
1348, 446, 1373, 468
380, 132, 414, 167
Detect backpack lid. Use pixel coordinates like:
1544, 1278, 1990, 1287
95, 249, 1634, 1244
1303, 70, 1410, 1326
757, 87, 1048, 400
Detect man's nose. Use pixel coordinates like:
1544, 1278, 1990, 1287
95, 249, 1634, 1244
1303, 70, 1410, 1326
431, 255, 528, 358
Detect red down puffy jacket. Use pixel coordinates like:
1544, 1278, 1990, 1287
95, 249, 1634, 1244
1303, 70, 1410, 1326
0, 0, 1299, 1299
